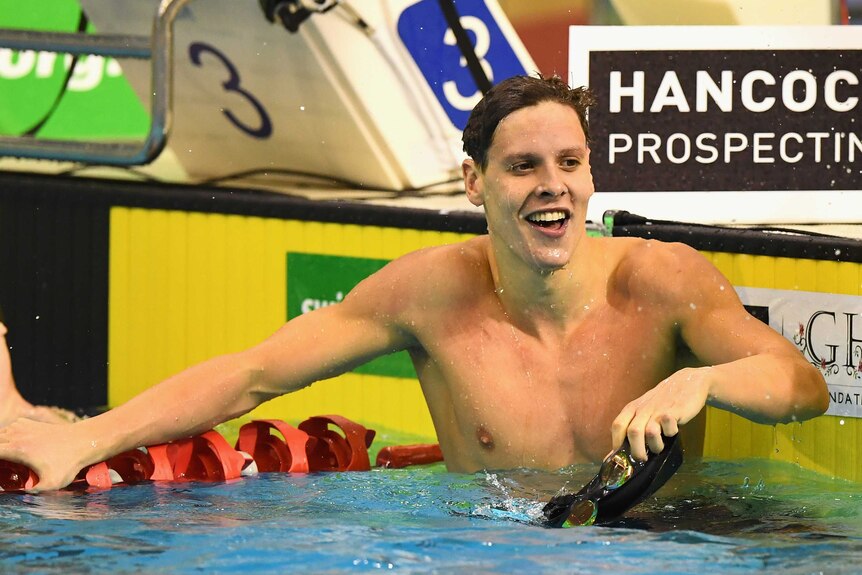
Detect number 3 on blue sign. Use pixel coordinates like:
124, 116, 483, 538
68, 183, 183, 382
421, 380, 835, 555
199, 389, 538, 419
442, 16, 492, 111
398, 0, 527, 130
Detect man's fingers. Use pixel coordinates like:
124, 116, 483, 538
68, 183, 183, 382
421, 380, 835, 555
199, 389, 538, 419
626, 410, 652, 461
611, 404, 636, 452
613, 387, 686, 461
644, 419, 665, 455
658, 412, 679, 438
627, 411, 680, 460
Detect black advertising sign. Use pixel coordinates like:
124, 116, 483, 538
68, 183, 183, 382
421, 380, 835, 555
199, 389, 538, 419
589, 49, 860, 192
569, 26, 862, 223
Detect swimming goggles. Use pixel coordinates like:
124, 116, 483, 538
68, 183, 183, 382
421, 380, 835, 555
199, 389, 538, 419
542, 433, 683, 528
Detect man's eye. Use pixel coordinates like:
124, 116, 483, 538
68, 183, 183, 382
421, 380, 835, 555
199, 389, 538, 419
560, 158, 581, 169
509, 162, 532, 173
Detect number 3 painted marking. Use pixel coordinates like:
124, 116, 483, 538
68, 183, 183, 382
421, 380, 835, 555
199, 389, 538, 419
441, 15, 493, 111
188, 42, 273, 139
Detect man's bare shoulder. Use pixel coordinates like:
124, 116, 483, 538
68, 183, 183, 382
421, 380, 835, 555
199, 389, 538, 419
608, 237, 734, 310
346, 236, 493, 314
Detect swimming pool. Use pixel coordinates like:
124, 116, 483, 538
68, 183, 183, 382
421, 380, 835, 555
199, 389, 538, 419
1, 457, 859, 574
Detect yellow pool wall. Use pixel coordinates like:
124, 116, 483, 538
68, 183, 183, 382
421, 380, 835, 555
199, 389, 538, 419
702, 252, 862, 481
108, 206, 862, 480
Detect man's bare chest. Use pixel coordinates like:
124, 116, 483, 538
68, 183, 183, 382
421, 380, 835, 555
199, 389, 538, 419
412, 304, 680, 467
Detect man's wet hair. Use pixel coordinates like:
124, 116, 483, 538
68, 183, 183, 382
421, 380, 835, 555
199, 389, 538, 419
462, 74, 596, 170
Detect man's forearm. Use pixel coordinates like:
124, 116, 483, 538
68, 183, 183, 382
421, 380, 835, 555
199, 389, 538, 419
706, 351, 828, 424
66, 351, 273, 471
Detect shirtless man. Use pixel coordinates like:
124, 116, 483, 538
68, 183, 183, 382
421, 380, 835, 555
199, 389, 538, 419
0, 75, 828, 491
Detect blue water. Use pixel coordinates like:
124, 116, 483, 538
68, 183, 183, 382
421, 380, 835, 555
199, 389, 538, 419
0, 459, 860, 574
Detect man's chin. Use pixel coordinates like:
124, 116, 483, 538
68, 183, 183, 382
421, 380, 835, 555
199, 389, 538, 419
534, 256, 570, 275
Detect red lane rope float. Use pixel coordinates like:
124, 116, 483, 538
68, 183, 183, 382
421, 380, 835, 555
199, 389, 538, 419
235, 419, 312, 473
0, 460, 38, 491
299, 415, 376, 472
375, 444, 444, 469
84, 448, 156, 489
148, 430, 247, 482
0, 415, 445, 492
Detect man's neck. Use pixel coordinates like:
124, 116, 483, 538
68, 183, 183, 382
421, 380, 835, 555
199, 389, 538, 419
485, 238, 598, 336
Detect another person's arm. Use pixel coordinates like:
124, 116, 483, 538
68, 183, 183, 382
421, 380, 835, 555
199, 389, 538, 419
0, 264, 417, 491
612, 242, 829, 460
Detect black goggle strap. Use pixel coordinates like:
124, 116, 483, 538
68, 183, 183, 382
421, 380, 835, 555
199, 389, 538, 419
562, 450, 635, 527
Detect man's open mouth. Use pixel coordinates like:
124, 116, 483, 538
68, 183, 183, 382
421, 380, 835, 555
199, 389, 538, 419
525, 210, 569, 231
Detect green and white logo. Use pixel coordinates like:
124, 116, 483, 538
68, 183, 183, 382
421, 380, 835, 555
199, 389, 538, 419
286, 252, 415, 379
0, 0, 149, 139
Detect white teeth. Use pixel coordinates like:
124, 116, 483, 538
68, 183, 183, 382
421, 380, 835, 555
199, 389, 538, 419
527, 210, 567, 222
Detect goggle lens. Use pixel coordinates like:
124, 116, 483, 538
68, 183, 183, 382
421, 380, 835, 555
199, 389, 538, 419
562, 499, 597, 527
599, 452, 633, 490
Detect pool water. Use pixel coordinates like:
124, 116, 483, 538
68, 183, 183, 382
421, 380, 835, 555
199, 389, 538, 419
0, 458, 860, 574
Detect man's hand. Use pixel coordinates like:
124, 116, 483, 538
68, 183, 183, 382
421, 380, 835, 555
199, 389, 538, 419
611, 366, 712, 461
0, 418, 87, 492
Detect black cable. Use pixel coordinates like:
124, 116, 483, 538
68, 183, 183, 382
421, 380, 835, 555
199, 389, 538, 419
610, 210, 847, 239
436, 0, 492, 94
55, 165, 465, 198
55, 165, 162, 183
22, 9, 90, 137
194, 167, 363, 189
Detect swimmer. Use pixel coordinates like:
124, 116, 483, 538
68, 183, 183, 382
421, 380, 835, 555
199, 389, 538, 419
0, 312, 79, 428
0, 74, 829, 491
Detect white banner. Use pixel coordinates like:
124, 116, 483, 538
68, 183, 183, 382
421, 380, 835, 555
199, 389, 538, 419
736, 286, 862, 418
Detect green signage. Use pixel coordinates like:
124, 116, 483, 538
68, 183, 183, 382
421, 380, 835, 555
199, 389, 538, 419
286, 253, 416, 379
0, 0, 149, 139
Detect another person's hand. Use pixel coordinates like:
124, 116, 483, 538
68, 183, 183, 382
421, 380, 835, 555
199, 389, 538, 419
611, 367, 712, 461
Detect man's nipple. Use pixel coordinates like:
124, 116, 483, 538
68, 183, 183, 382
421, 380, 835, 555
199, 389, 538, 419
476, 425, 495, 450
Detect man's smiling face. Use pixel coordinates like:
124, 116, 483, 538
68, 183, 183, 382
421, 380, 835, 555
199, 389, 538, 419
465, 100, 595, 273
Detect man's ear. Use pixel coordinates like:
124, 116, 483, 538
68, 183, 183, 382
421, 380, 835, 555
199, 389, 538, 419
462, 158, 484, 207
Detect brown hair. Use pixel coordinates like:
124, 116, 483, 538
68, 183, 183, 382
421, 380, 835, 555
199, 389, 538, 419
462, 74, 595, 170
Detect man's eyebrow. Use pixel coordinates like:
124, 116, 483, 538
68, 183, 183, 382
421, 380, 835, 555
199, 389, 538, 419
499, 146, 587, 166
501, 152, 540, 165
558, 146, 587, 157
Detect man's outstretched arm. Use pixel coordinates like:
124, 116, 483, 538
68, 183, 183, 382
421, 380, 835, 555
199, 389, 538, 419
0, 272, 414, 491
612, 242, 829, 460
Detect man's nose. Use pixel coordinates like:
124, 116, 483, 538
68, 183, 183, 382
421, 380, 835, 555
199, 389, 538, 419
536, 171, 568, 197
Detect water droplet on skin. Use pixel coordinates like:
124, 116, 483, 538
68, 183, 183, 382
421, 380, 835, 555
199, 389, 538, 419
719, 285, 725, 291
689, 303, 697, 310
